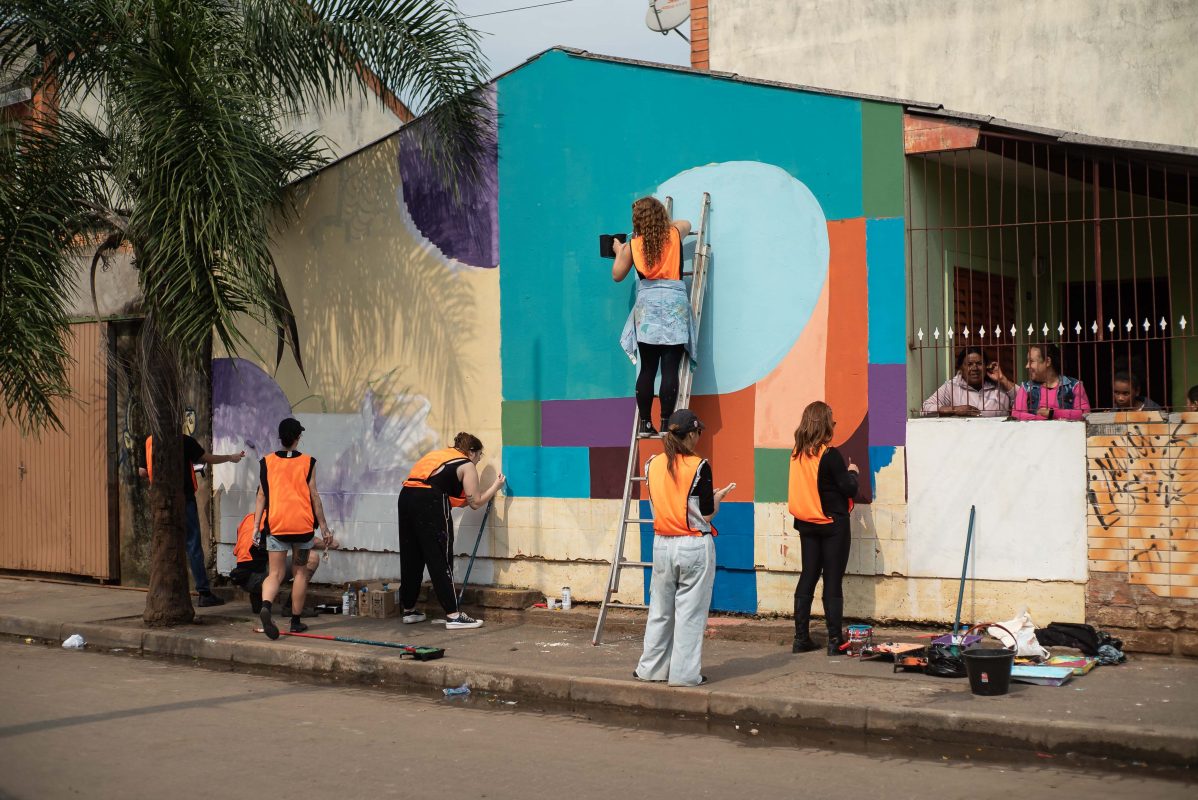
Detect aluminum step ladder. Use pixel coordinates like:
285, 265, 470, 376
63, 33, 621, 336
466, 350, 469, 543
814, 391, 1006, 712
592, 192, 712, 645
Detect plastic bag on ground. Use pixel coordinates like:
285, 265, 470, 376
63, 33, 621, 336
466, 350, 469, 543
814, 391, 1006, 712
61, 634, 86, 649
989, 610, 1050, 660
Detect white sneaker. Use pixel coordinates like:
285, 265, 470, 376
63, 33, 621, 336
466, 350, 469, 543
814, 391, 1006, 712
445, 612, 483, 630
402, 610, 427, 624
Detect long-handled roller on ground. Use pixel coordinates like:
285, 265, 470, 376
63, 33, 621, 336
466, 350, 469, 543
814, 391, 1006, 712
254, 629, 445, 660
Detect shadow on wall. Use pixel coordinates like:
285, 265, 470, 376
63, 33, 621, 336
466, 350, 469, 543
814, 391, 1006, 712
278, 139, 479, 422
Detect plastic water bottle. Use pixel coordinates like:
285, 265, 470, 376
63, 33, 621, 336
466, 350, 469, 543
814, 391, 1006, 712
443, 684, 471, 697
342, 587, 351, 616
561, 586, 572, 611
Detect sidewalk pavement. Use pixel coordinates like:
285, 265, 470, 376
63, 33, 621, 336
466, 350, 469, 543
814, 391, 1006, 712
2, 577, 1195, 768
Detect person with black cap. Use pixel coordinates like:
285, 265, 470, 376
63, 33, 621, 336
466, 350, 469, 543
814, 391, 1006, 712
634, 409, 735, 686
251, 417, 333, 640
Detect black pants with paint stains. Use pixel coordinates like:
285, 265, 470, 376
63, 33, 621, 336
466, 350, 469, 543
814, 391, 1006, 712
398, 487, 459, 614
636, 342, 685, 425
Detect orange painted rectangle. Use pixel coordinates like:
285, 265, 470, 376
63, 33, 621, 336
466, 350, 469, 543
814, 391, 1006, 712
824, 219, 868, 449
1089, 560, 1129, 573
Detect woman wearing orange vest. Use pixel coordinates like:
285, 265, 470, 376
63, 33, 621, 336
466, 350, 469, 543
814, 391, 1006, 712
788, 401, 859, 655
634, 410, 735, 686
397, 432, 505, 629
612, 197, 696, 437
251, 417, 333, 640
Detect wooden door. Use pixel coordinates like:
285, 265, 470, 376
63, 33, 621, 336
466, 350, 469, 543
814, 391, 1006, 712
0, 322, 116, 578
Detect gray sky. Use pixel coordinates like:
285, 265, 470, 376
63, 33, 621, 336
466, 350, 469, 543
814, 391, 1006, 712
456, 0, 691, 79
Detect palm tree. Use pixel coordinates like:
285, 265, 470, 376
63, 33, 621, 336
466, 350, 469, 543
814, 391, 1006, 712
0, 0, 489, 625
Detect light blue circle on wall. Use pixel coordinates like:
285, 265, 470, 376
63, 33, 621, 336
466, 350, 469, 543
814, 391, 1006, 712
656, 162, 829, 395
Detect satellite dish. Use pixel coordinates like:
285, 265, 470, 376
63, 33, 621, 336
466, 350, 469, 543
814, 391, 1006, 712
645, 0, 690, 35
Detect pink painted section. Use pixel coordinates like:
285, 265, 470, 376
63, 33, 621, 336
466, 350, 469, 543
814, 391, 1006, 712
753, 277, 830, 448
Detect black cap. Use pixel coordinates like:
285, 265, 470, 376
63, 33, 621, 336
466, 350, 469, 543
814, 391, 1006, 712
279, 417, 305, 442
666, 409, 704, 436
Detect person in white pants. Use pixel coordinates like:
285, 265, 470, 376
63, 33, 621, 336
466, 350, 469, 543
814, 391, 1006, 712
634, 409, 735, 687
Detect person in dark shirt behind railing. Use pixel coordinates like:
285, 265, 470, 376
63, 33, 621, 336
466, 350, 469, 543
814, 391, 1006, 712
921, 346, 1014, 417
1112, 371, 1162, 411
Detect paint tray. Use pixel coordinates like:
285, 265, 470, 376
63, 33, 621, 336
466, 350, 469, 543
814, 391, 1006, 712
402, 646, 445, 661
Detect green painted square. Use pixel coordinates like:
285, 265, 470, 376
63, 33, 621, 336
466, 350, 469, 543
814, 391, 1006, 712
754, 448, 792, 503
502, 400, 541, 447
862, 101, 905, 218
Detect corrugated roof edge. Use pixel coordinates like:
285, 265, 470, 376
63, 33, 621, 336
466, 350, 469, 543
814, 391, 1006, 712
289, 45, 1198, 187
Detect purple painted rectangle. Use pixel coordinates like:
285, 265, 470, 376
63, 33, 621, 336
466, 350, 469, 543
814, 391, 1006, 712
541, 397, 637, 447
868, 363, 906, 446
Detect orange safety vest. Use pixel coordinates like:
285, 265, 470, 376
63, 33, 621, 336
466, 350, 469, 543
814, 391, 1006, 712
789, 445, 834, 524
403, 447, 470, 508
234, 513, 257, 563
262, 453, 315, 535
145, 435, 198, 491
631, 226, 682, 281
645, 453, 714, 536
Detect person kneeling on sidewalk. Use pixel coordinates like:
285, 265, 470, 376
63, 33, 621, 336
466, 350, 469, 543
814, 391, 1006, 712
397, 433, 504, 629
251, 418, 334, 640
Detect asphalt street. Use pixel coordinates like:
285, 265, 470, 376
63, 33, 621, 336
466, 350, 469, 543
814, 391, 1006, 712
0, 640, 1193, 799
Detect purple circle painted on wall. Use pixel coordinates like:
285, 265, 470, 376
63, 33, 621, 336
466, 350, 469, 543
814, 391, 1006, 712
396, 87, 499, 269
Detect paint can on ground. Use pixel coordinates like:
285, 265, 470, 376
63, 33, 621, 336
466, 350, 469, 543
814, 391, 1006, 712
562, 587, 572, 610
845, 624, 873, 656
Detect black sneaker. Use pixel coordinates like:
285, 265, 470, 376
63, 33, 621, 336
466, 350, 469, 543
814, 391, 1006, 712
637, 420, 658, 438
260, 607, 279, 640
197, 593, 226, 607
402, 609, 427, 624
289, 620, 309, 634
445, 612, 483, 630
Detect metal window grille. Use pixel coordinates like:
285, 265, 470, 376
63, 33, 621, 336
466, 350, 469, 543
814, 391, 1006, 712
907, 131, 1198, 414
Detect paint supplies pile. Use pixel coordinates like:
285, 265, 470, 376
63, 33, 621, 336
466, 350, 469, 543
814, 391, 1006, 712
345, 580, 399, 618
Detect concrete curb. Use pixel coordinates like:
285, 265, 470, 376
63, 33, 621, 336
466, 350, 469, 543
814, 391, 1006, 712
4, 614, 1195, 768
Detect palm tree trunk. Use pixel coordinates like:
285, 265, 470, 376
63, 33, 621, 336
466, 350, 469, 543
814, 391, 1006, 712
141, 322, 194, 627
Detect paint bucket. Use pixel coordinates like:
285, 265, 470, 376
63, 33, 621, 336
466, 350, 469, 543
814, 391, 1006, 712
963, 647, 1015, 696
845, 624, 873, 656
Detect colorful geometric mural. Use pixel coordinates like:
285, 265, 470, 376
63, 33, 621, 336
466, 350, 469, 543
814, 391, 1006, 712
496, 51, 908, 612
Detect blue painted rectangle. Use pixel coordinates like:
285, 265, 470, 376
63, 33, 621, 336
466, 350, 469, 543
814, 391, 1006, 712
867, 217, 906, 365
638, 500, 757, 613
501, 446, 590, 498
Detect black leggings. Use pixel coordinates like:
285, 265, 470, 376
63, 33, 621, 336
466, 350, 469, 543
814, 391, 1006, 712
397, 488, 459, 614
636, 342, 685, 424
794, 517, 851, 601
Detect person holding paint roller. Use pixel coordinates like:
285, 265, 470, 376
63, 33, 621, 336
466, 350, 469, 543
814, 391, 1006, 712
397, 433, 504, 630
612, 196, 696, 438
788, 401, 859, 655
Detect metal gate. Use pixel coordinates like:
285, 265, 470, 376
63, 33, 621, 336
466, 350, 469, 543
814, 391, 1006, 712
0, 322, 117, 579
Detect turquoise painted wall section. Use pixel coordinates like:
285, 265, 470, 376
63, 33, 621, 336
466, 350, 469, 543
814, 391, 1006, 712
867, 217, 907, 365
497, 51, 865, 403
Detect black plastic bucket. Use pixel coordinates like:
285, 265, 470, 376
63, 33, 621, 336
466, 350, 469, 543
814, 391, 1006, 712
962, 647, 1015, 696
